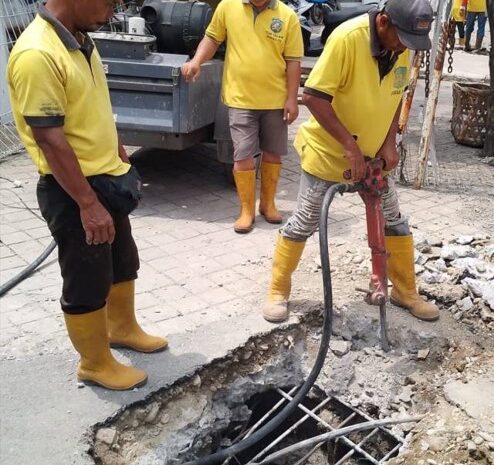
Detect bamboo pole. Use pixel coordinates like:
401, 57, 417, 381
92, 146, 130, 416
413, 19, 455, 189
398, 51, 424, 135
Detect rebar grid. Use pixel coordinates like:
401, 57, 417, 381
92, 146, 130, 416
225, 387, 405, 465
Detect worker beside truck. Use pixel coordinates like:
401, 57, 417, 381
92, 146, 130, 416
262, 0, 441, 324
7, 0, 167, 391
182, 0, 304, 234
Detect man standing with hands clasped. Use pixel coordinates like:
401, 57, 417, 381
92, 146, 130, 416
182, 0, 303, 234
8, 0, 167, 391
262, 0, 442, 324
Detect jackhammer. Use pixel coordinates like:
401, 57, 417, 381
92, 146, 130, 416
185, 158, 390, 465
349, 158, 390, 352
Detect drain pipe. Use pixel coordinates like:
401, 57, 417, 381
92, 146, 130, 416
184, 182, 360, 465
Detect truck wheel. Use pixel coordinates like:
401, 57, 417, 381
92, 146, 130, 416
216, 140, 234, 164
222, 163, 235, 185
310, 5, 324, 25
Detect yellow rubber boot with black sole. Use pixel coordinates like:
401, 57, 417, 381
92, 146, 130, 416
259, 161, 283, 224
385, 235, 440, 321
263, 235, 306, 322
233, 169, 256, 234
64, 307, 148, 390
107, 280, 168, 353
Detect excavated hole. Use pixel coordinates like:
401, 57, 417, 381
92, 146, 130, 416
215, 388, 402, 465
92, 307, 454, 465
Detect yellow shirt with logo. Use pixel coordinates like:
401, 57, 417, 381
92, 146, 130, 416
205, 0, 303, 109
294, 14, 410, 183
8, 15, 128, 177
467, 0, 486, 12
451, 0, 467, 21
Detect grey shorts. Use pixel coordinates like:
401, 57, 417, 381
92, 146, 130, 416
228, 108, 288, 161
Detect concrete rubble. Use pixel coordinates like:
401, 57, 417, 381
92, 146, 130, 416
416, 235, 494, 331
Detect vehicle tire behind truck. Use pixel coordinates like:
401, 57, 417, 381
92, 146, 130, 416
216, 140, 235, 185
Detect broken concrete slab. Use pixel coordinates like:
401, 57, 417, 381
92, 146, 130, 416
96, 428, 117, 446
451, 258, 494, 281
444, 376, 494, 433
457, 297, 474, 312
330, 340, 352, 357
418, 282, 467, 306
463, 278, 494, 309
441, 245, 477, 261
455, 236, 474, 245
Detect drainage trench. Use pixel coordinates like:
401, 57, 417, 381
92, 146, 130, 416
91, 304, 460, 465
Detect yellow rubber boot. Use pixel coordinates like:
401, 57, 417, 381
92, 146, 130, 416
64, 307, 148, 390
259, 161, 283, 224
385, 235, 440, 321
263, 235, 306, 322
233, 169, 256, 234
107, 280, 168, 353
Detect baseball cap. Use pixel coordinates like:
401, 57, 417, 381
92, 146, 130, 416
384, 0, 434, 50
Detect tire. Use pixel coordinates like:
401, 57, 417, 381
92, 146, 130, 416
310, 5, 324, 25
222, 163, 235, 186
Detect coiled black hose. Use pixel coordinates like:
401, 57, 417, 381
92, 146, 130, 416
0, 240, 57, 297
185, 182, 359, 465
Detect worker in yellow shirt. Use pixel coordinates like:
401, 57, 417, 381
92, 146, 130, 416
262, 0, 441, 324
182, 0, 303, 234
8, 0, 167, 391
465, 0, 487, 51
451, 0, 468, 47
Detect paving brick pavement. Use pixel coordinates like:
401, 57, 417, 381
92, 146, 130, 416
0, 98, 492, 464
1, 104, 489, 361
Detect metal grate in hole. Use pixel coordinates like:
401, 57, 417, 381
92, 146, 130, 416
223, 387, 405, 465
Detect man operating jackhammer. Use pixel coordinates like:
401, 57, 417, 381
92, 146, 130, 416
8, 0, 167, 390
262, 0, 441, 324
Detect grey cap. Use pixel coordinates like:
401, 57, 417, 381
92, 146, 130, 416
384, 0, 434, 50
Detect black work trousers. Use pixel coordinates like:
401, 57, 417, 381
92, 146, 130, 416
37, 175, 139, 315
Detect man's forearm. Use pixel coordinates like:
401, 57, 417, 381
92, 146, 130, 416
192, 36, 220, 65
32, 127, 98, 209
302, 93, 357, 150
286, 60, 301, 101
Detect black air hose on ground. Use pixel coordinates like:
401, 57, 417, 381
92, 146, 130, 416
184, 182, 360, 465
0, 240, 57, 297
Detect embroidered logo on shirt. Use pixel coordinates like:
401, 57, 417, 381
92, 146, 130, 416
270, 18, 284, 33
393, 67, 408, 89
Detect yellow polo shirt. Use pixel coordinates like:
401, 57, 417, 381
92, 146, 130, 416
294, 14, 410, 183
467, 0, 486, 12
451, 0, 466, 21
8, 11, 128, 177
206, 0, 303, 109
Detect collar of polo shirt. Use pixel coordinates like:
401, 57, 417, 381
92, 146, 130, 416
38, 3, 93, 54
242, 0, 278, 9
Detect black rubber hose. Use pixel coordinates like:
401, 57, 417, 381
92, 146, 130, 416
0, 240, 57, 298
184, 183, 357, 465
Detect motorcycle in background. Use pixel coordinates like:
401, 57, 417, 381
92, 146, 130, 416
290, 0, 378, 56
284, 0, 337, 26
